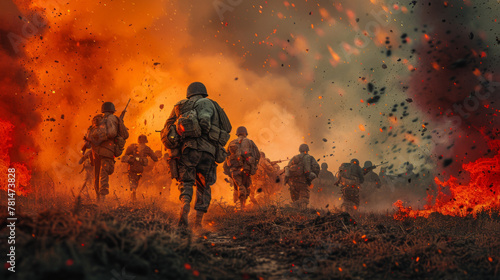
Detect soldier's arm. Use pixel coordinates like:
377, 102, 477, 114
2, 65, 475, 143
196, 99, 215, 133
148, 147, 159, 162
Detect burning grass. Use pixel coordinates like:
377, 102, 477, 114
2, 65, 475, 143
1, 193, 499, 279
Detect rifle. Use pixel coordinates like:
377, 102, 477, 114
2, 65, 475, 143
120, 98, 131, 121
270, 158, 289, 164
363, 161, 388, 175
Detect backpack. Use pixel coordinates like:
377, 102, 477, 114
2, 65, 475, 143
338, 163, 357, 180
288, 154, 306, 178
87, 114, 108, 146
125, 144, 149, 173
210, 100, 232, 146
176, 98, 202, 139
226, 137, 257, 173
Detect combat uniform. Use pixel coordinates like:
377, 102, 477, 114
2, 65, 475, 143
285, 144, 320, 208
163, 82, 230, 228
84, 102, 128, 201
223, 127, 260, 210
123, 137, 158, 200
311, 163, 335, 206
337, 159, 364, 211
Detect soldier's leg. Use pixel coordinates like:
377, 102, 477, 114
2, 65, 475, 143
177, 149, 199, 226
289, 182, 300, 203
298, 183, 311, 208
241, 174, 252, 209
193, 152, 215, 228
94, 156, 101, 200
99, 158, 115, 199
128, 173, 140, 200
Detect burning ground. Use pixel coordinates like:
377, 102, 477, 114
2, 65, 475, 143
1, 195, 499, 280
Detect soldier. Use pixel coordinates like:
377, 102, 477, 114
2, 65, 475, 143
162, 82, 231, 229
78, 150, 94, 198
223, 126, 260, 210
122, 135, 158, 201
152, 150, 172, 197
284, 144, 320, 209
311, 162, 336, 206
82, 101, 129, 202
336, 158, 364, 211
360, 161, 382, 206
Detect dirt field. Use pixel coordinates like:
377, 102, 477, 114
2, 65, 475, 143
1, 194, 499, 280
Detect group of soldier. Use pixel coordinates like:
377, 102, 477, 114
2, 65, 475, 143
79, 81, 424, 229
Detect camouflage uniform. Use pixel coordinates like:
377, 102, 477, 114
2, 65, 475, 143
223, 128, 260, 210
311, 163, 335, 206
88, 112, 119, 198
285, 144, 320, 208
123, 138, 158, 200
164, 82, 224, 228
337, 159, 364, 211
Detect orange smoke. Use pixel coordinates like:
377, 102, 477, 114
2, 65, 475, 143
394, 140, 500, 219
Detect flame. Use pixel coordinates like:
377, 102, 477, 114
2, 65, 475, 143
394, 140, 500, 219
0, 118, 32, 196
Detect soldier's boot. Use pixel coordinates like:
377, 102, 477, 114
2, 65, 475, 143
178, 201, 190, 228
193, 211, 204, 229
240, 198, 246, 211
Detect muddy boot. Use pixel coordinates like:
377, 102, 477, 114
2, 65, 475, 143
178, 201, 190, 228
193, 211, 204, 229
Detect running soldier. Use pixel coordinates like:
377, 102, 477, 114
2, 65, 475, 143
82, 101, 129, 202
284, 144, 320, 209
335, 158, 364, 211
122, 135, 158, 201
360, 161, 382, 206
161, 82, 231, 229
311, 162, 336, 207
223, 126, 260, 210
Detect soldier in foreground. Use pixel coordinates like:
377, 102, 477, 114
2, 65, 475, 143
161, 82, 231, 229
122, 135, 158, 201
336, 158, 364, 211
223, 126, 260, 210
82, 101, 129, 202
284, 144, 320, 209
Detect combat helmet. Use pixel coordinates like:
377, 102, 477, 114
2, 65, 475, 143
138, 134, 148, 144
101, 102, 116, 113
187, 82, 208, 98
321, 162, 328, 169
236, 126, 248, 136
350, 158, 360, 165
299, 144, 309, 153
364, 161, 373, 168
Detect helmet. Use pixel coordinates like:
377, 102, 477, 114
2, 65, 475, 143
321, 162, 328, 170
187, 82, 208, 98
236, 126, 248, 136
138, 134, 148, 144
101, 102, 116, 113
350, 158, 359, 165
299, 144, 309, 153
364, 161, 373, 168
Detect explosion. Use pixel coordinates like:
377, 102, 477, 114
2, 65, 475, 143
394, 139, 500, 219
